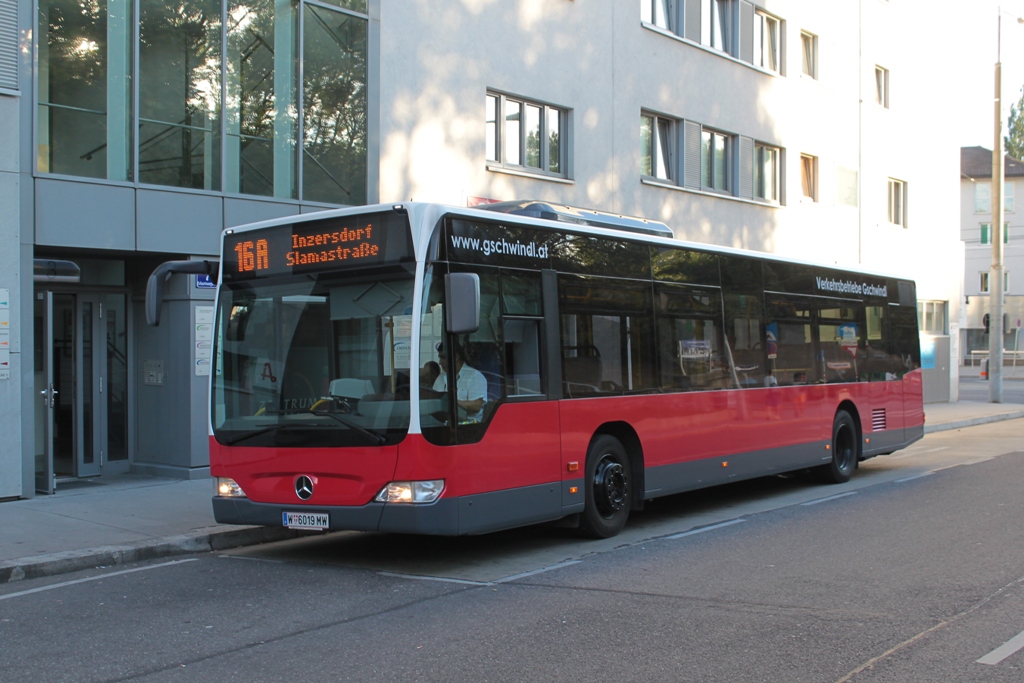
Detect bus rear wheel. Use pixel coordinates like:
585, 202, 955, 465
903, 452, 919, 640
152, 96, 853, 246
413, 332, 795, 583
816, 410, 858, 484
580, 435, 632, 539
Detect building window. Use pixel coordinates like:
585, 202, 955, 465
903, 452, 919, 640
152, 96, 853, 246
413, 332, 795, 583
753, 11, 780, 73
800, 154, 818, 201
975, 181, 991, 213
875, 66, 889, 108
980, 223, 1009, 245
701, 0, 731, 52
701, 128, 731, 192
487, 92, 566, 177
139, 1, 223, 191
302, 3, 369, 204
801, 31, 818, 79
641, 113, 674, 180
641, 0, 673, 30
917, 301, 947, 335
754, 142, 779, 201
37, 0, 369, 204
38, 0, 134, 180
887, 178, 906, 226
980, 271, 1009, 293
644, 118, 776, 202
974, 181, 1014, 213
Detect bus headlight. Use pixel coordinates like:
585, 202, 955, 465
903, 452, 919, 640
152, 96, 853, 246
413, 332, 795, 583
375, 480, 445, 504
216, 477, 247, 498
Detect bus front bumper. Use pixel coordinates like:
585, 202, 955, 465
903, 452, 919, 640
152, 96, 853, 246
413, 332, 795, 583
212, 496, 461, 536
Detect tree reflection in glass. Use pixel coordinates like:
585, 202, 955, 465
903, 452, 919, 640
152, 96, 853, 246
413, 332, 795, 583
138, 0, 222, 190
226, 0, 297, 198
302, 4, 367, 205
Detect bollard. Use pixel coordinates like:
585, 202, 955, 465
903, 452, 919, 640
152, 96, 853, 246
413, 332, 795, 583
981, 356, 989, 380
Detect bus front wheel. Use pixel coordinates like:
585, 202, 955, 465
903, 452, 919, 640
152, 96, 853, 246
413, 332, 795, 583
580, 435, 632, 538
816, 410, 858, 484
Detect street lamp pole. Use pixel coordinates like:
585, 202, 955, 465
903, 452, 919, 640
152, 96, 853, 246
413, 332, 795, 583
991, 12, 1005, 403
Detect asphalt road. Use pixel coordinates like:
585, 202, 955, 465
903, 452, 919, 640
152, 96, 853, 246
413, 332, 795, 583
2, 420, 1023, 682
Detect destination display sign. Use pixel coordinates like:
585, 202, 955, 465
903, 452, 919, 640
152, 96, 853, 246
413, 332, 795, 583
222, 211, 413, 281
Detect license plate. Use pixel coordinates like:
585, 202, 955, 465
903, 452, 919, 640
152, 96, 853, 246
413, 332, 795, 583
282, 511, 330, 530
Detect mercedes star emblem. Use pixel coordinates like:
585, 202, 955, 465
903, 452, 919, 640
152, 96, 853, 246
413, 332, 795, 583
295, 475, 314, 500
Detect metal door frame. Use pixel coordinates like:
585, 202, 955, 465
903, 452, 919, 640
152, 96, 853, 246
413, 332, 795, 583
35, 291, 55, 494
35, 288, 123, 489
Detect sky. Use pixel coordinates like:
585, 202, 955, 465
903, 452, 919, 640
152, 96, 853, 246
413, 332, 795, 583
952, 0, 1024, 149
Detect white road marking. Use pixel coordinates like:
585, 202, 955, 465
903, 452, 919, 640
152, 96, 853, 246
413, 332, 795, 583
894, 472, 935, 483
378, 560, 583, 587
494, 560, 582, 583
888, 446, 950, 460
219, 554, 284, 563
0, 559, 199, 601
977, 629, 1024, 665
800, 491, 857, 506
666, 518, 746, 540
377, 572, 491, 586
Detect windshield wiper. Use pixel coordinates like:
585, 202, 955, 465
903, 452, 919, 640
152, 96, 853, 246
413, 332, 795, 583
224, 423, 303, 445
251, 406, 388, 446
310, 409, 387, 445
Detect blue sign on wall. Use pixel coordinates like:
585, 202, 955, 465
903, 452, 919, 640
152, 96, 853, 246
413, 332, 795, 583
920, 337, 936, 369
195, 274, 216, 289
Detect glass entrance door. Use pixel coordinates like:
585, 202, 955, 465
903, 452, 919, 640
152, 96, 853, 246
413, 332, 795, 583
34, 291, 129, 492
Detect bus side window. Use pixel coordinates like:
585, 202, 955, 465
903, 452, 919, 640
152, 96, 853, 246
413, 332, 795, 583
655, 284, 724, 392
721, 256, 766, 388
559, 276, 657, 396
817, 304, 861, 384
504, 319, 542, 396
766, 297, 815, 386
500, 270, 544, 398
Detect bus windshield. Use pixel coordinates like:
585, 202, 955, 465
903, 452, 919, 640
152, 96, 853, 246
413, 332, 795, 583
212, 267, 416, 447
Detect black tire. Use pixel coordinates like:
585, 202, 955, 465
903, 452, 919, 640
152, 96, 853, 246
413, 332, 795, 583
816, 410, 858, 484
579, 435, 632, 538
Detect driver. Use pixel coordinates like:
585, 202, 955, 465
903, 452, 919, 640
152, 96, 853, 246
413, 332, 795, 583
433, 342, 487, 421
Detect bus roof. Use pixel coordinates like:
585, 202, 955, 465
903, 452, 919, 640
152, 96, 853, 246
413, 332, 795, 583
222, 201, 913, 284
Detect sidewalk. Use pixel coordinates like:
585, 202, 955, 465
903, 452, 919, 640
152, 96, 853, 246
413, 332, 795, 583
3, 399, 1024, 585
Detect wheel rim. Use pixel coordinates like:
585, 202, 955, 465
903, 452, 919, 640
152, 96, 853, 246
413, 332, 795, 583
835, 423, 855, 472
593, 456, 628, 518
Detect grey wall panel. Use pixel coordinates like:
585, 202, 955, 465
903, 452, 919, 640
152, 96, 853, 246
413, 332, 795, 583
301, 203, 340, 214
224, 198, 299, 228
0, 168, 19, 497
35, 179, 135, 249
137, 190, 222, 255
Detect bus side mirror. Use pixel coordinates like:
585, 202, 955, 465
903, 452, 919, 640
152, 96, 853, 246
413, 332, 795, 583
445, 272, 480, 334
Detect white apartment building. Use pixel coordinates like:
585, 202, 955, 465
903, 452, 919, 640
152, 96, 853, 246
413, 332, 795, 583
0, 0, 961, 499
960, 147, 1024, 363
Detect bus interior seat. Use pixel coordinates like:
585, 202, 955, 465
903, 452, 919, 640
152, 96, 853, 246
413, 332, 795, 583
563, 355, 602, 396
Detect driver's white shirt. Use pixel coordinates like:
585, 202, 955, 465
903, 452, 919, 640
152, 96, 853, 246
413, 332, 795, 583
432, 364, 488, 420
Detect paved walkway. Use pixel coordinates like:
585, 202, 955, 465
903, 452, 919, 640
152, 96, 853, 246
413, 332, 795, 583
3, 397, 1023, 584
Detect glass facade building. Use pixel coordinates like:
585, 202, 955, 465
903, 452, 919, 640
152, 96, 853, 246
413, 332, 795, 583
37, 0, 368, 205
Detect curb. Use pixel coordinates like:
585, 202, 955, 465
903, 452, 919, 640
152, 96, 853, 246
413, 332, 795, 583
924, 411, 1024, 434
0, 526, 300, 584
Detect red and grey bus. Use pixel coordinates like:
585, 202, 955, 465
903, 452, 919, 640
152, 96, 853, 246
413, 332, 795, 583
191, 201, 922, 538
